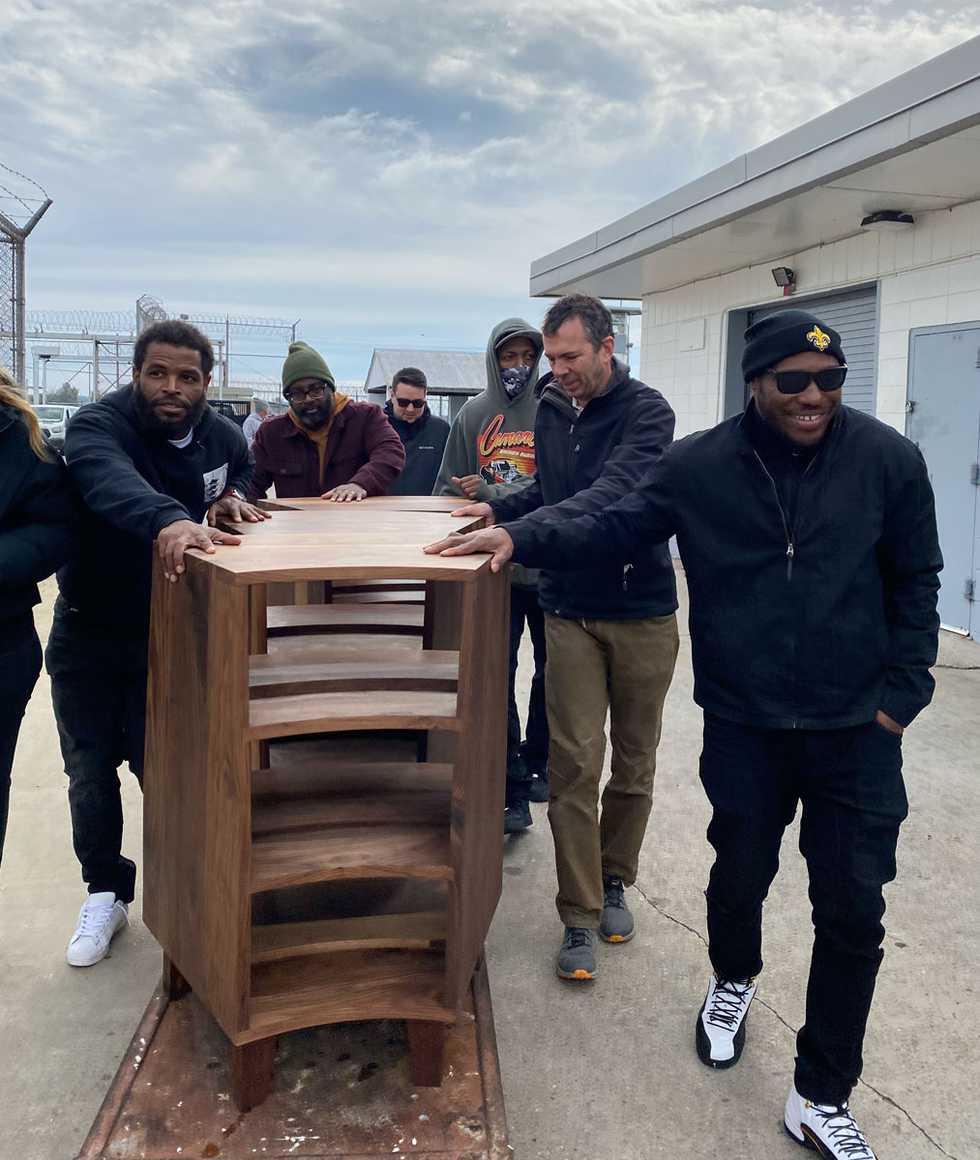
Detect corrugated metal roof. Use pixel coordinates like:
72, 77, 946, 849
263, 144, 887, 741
364, 348, 485, 393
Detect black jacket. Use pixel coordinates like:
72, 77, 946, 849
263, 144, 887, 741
383, 402, 451, 496
58, 387, 251, 629
0, 406, 76, 624
508, 403, 942, 729
491, 363, 678, 619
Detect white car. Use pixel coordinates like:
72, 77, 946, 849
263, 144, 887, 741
33, 404, 80, 452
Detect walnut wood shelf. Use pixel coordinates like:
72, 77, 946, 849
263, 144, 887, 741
252, 910, 447, 962
144, 509, 508, 1107
249, 647, 458, 698
248, 690, 461, 740
251, 822, 453, 893
248, 949, 454, 1040
267, 603, 424, 637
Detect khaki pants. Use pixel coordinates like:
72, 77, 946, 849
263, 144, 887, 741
545, 612, 679, 928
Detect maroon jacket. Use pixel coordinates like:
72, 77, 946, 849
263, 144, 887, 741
247, 402, 405, 500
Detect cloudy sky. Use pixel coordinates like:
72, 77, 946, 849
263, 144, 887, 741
3, 0, 980, 381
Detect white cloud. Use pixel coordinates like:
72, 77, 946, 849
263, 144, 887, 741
2, 0, 979, 375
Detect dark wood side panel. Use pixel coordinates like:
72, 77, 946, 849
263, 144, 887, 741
143, 558, 213, 1009
446, 567, 509, 1009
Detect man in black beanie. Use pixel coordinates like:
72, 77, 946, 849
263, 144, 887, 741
425, 309, 942, 1159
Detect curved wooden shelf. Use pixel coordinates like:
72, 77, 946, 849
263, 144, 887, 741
334, 590, 426, 605
247, 949, 453, 1040
252, 760, 453, 800
252, 910, 447, 962
249, 648, 458, 699
252, 761, 452, 833
267, 603, 424, 637
251, 823, 452, 894
248, 690, 460, 740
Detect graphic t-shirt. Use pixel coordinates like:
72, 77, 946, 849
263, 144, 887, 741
477, 413, 535, 486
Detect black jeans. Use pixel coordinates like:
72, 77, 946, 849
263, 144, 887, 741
699, 713, 907, 1106
0, 614, 42, 868
506, 585, 549, 804
45, 599, 148, 903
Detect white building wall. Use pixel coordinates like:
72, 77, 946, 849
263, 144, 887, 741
641, 199, 980, 439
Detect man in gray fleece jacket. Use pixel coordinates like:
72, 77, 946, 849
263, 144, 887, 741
434, 318, 547, 833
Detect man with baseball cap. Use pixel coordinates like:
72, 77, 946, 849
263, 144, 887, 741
426, 309, 942, 1159
248, 341, 404, 502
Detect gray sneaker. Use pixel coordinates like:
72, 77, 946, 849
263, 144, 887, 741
599, 876, 635, 943
556, 927, 598, 980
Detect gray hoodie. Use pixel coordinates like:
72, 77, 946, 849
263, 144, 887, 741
433, 317, 543, 587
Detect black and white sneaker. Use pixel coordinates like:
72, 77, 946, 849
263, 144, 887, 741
695, 973, 756, 1068
784, 1087, 877, 1159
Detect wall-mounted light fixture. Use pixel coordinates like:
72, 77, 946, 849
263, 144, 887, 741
860, 210, 915, 232
771, 266, 796, 296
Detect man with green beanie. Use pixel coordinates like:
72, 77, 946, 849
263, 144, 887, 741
248, 341, 405, 501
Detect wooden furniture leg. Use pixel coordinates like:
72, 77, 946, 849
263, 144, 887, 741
406, 1020, 448, 1087
162, 953, 190, 1000
230, 1036, 277, 1112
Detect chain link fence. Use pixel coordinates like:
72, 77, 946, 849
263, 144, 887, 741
0, 233, 15, 376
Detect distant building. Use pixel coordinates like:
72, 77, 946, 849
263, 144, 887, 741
364, 348, 485, 421
530, 36, 980, 639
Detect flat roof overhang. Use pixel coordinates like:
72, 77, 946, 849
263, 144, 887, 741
530, 36, 980, 300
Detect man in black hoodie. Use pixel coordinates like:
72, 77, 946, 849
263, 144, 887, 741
47, 320, 261, 969
426, 310, 941, 1160
384, 367, 450, 496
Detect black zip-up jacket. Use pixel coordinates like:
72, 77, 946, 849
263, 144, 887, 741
383, 402, 451, 496
59, 387, 251, 629
0, 406, 76, 623
506, 403, 942, 729
490, 362, 677, 620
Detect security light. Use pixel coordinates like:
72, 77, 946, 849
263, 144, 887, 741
860, 210, 915, 232
771, 267, 795, 295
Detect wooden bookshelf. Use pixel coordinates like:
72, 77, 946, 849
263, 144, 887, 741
143, 500, 508, 1110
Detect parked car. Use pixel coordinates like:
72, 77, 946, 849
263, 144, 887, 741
208, 399, 250, 428
33, 404, 80, 452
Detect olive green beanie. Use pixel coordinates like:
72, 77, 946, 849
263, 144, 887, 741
281, 341, 335, 393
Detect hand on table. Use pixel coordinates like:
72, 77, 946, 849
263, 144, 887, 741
322, 483, 367, 502
157, 519, 242, 582
451, 502, 495, 525
207, 494, 268, 526
423, 526, 514, 572
451, 474, 482, 500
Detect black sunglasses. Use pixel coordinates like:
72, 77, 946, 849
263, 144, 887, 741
393, 396, 425, 409
767, 366, 847, 394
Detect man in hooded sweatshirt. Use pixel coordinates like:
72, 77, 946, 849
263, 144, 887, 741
248, 341, 405, 502
434, 319, 547, 833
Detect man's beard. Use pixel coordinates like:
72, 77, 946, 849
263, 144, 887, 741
134, 387, 208, 438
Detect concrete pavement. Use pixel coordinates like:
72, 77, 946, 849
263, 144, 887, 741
1, 575, 977, 1159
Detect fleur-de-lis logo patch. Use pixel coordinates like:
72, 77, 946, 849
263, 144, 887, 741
806, 325, 831, 352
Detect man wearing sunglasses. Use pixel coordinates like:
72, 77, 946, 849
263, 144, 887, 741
425, 309, 941, 1160
248, 341, 405, 503
384, 367, 450, 496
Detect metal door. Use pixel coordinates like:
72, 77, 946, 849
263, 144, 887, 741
907, 324, 980, 636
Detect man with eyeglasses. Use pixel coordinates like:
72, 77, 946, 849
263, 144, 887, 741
425, 309, 942, 1160
248, 341, 404, 503
383, 367, 450, 496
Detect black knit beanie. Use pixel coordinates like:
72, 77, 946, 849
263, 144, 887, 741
741, 310, 845, 383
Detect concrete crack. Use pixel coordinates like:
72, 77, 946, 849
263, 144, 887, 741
629, 884, 961, 1160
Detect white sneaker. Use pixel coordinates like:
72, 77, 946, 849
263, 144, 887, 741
695, 973, 756, 1068
66, 892, 129, 967
784, 1086, 877, 1159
